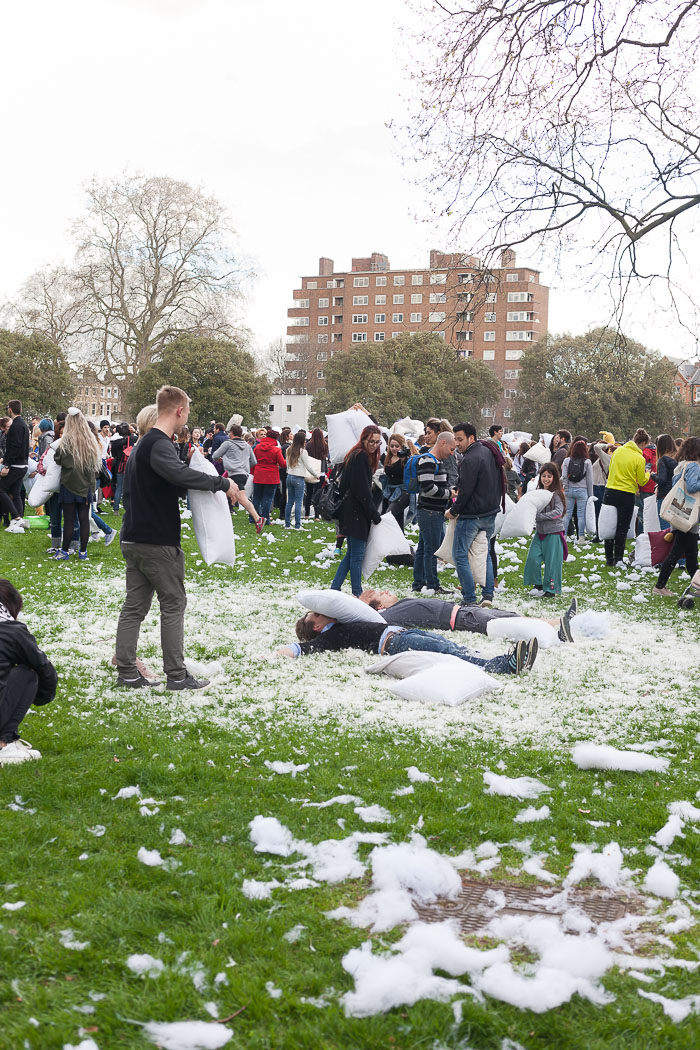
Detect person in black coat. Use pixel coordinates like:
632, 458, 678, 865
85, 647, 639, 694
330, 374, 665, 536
331, 426, 383, 596
0, 400, 30, 531
0, 579, 57, 765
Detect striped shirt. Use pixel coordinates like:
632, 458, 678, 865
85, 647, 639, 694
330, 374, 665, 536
416, 453, 451, 512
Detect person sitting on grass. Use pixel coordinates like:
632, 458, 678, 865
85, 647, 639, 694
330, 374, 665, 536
359, 589, 578, 643
276, 614, 539, 675
0, 579, 57, 765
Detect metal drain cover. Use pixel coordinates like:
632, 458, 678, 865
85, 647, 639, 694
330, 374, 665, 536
415, 878, 630, 935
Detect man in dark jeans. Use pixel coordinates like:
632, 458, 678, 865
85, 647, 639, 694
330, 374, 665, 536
115, 385, 238, 691
0, 400, 30, 534
412, 431, 456, 595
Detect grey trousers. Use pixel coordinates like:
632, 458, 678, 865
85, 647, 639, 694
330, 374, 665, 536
115, 542, 187, 679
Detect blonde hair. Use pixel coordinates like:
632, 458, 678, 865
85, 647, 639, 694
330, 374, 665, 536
61, 409, 101, 474
156, 385, 190, 414
136, 403, 158, 436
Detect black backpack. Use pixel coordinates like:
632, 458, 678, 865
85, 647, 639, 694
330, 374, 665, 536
316, 472, 346, 521
567, 457, 585, 484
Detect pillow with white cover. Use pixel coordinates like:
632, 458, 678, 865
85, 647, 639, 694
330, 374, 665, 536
523, 443, 550, 465
643, 495, 661, 533
362, 514, 412, 577
584, 495, 598, 537
499, 489, 554, 539
486, 616, 560, 648
188, 451, 236, 566
494, 494, 516, 536
385, 655, 498, 706
598, 503, 638, 540
365, 649, 455, 679
28, 448, 61, 507
297, 589, 386, 624
326, 407, 374, 464
435, 522, 487, 585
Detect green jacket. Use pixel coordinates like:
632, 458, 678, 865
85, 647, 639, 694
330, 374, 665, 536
54, 446, 96, 499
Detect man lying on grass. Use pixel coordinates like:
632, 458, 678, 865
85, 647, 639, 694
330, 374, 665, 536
276, 615, 538, 675
359, 589, 578, 643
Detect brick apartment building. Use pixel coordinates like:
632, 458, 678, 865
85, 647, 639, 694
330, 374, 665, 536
673, 359, 700, 433
286, 250, 549, 423
71, 368, 124, 422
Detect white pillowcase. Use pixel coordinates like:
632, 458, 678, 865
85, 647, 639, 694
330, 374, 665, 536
362, 514, 412, 577
523, 443, 550, 465
486, 616, 560, 648
326, 408, 374, 464
633, 533, 652, 567
385, 654, 498, 706
392, 416, 423, 439
297, 589, 386, 624
494, 494, 516, 536
27, 448, 61, 507
435, 521, 487, 586
188, 451, 236, 566
365, 649, 452, 679
499, 489, 553, 539
584, 495, 598, 537
598, 503, 638, 540
643, 494, 661, 533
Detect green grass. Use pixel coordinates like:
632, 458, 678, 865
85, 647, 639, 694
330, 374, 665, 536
0, 508, 698, 1049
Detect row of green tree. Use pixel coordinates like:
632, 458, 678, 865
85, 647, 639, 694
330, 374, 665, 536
2, 325, 686, 438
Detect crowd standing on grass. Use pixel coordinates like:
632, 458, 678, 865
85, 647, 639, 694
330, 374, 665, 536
1, 387, 699, 764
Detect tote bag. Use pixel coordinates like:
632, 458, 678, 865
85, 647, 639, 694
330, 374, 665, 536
660, 464, 700, 533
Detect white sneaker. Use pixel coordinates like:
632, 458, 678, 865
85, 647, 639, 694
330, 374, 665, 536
105, 528, 117, 546
5, 520, 25, 534
0, 740, 41, 764
18, 519, 30, 530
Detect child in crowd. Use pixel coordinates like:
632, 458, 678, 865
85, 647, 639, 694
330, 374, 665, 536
523, 462, 566, 598
0, 579, 57, 765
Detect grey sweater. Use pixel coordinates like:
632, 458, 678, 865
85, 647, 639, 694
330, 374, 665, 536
212, 437, 256, 476
535, 491, 565, 534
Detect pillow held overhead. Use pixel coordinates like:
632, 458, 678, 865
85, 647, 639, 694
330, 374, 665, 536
297, 589, 386, 624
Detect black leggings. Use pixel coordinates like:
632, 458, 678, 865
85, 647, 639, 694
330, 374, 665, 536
657, 532, 699, 589
0, 666, 39, 743
388, 492, 410, 532
62, 501, 90, 553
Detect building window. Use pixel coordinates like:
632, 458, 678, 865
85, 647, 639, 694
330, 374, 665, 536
392, 331, 400, 338
505, 349, 523, 360
294, 317, 309, 326
374, 332, 385, 342
352, 332, 368, 342
506, 273, 520, 282
674, 385, 682, 396
410, 312, 422, 322
333, 296, 344, 307
506, 330, 533, 341
333, 315, 343, 325
393, 294, 404, 304
528, 275, 537, 283
507, 311, 529, 321
100, 386, 105, 397
503, 408, 512, 418
428, 311, 446, 322
286, 404, 292, 412
411, 274, 423, 285
393, 275, 405, 285
457, 311, 472, 323
457, 349, 473, 359
318, 316, 329, 325
392, 312, 403, 323
353, 276, 369, 287
375, 313, 386, 323
326, 280, 336, 288
429, 292, 446, 304
504, 369, 520, 379
317, 352, 327, 360
484, 312, 496, 322
481, 406, 493, 416
457, 292, 472, 303
430, 273, 447, 284
435, 331, 445, 339
318, 297, 329, 308
508, 291, 531, 302
352, 314, 368, 323
375, 294, 386, 304
375, 275, 387, 286
483, 350, 495, 360
456, 331, 472, 342
333, 333, 342, 343
410, 293, 423, 304
317, 371, 325, 379
91, 403, 96, 415
317, 333, 328, 343
353, 295, 369, 305
504, 388, 517, 399
695, 388, 700, 402
307, 281, 317, 289
485, 293, 497, 303
483, 330, 496, 341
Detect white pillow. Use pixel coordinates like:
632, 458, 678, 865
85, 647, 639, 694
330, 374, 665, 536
633, 534, 652, 567
188, 451, 236, 566
244, 474, 255, 498
297, 589, 386, 624
486, 616, 560, 649
362, 514, 412, 577
643, 495, 661, 533
392, 416, 423, 438
303, 454, 323, 483
598, 503, 639, 540
494, 494, 516, 535
386, 655, 498, 706
584, 495, 598, 537
499, 489, 553, 539
27, 448, 61, 507
326, 408, 374, 464
434, 521, 487, 585
365, 650, 451, 679
539, 432, 554, 449
502, 431, 532, 454
524, 443, 550, 465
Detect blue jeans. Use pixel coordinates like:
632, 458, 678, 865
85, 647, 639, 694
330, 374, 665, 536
285, 475, 305, 528
413, 508, 445, 590
657, 497, 670, 531
563, 486, 588, 539
253, 482, 277, 523
331, 535, 367, 596
453, 513, 497, 604
113, 471, 125, 512
91, 509, 112, 535
388, 629, 511, 674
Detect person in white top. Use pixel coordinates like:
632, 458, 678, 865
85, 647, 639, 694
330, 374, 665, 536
285, 431, 320, 529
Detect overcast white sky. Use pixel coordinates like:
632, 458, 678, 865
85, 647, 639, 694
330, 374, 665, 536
0, 0, 698, 363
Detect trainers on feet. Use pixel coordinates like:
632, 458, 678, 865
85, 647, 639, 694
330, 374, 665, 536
0, 740, 41, 764
558, 597, 578, 643
255, 518, 265, 534
78, 552, 88, 561
432, 586, 455, 595
117, 674, 157, 689
478, 597, 493, 608
5, 520, 25, 534
652, 586, 674, 597
508, 640, 527, 674
105, 528, 117, 546
166, 673, 210, 691
525, 637, 539, 670
53, 550, 71, 561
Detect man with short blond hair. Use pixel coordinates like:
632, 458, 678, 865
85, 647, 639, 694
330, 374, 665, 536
115, 385, 237, 690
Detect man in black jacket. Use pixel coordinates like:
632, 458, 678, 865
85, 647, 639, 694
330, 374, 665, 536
0, 400, 30, 534
114, 385, 237, 691
447, 422, 505, 607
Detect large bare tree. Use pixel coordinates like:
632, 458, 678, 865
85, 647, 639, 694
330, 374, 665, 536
14, 173, 247, 380
405, 1, 700, 295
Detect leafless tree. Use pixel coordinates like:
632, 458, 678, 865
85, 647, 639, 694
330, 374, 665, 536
257, 335, 291, 391
405, 1, 700, 301
11, 266, 90, 349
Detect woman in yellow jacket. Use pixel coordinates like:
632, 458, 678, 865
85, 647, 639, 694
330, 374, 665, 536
603, 427, 650, 567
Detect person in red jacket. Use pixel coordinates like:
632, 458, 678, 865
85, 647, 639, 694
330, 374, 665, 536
251, 429, 286, 523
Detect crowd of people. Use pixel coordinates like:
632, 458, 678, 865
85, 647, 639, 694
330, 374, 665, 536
0, 389, 698, 765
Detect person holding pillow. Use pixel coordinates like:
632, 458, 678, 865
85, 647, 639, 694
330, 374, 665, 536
330, 425, 383, 596
523, 462, 566, 598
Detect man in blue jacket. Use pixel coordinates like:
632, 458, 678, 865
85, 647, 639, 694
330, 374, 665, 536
447, 422, 505, 607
